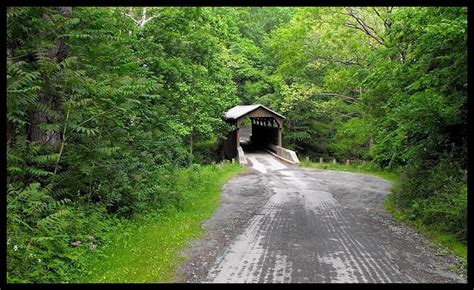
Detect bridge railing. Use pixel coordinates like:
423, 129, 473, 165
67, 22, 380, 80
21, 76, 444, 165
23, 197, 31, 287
264, 144, 300, 165
237, 146, 248, 166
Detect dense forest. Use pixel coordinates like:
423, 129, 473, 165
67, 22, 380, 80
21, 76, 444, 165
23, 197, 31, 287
6, 7, 467, 282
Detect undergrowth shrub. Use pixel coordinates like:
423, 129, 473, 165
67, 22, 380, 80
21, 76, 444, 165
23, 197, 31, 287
7, 161, 235, 283
7, 183, 103, 282
391, 155, 467, 242
193, 138, 220, 165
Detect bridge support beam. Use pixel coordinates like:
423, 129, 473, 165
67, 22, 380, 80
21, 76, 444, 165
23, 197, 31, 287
278, 127, 282, 147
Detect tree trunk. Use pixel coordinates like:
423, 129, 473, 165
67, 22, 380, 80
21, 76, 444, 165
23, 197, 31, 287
189, 128, 194, 157
189, 103, 195, 163
368, 135, 374, 151
28, 7, 72, 147
28, 93, 61, 147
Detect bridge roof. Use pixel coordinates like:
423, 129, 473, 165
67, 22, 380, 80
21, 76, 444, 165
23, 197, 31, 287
223, 104, 286, 121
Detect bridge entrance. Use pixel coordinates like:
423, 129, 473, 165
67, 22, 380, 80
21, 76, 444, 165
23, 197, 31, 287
222, 104, 299, 165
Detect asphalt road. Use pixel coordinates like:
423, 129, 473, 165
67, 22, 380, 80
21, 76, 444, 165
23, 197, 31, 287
176, 149, 466, 283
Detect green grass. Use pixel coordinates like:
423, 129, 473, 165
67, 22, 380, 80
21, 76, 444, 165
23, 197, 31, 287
300, 159, 398, 182
80, 163, 245, 283
301, 159, 466, 263
385, 194, 467, 262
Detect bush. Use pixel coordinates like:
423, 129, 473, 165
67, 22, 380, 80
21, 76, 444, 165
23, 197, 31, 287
7, 183, 106, 282
391, 156, 467, 242
192, 138, 221, 165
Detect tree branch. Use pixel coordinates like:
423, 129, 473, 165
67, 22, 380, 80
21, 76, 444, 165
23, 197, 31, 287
313, 54, 362, 66
373, 7, 382, 19
345, 8, 385, 46
319, 92, 358, 102
123, 7, 159, 29
53, 106, 70, 175
140, 15, 157, 28
124, 8, 140, 25
78, 108, 114, 127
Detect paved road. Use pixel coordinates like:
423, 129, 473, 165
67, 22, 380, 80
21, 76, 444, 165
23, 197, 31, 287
176, 150, 465, 283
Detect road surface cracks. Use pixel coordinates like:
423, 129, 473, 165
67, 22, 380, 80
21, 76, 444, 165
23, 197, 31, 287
175, 150, 466, 283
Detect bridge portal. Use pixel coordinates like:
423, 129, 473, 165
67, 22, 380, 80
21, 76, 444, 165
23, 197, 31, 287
222, 104, 299, 165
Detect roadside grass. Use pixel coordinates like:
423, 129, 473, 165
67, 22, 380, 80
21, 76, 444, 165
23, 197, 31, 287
300, 159, 467, 264
385, 194, 467, 262
81, 162, 245, 283
300, 159, 398, 182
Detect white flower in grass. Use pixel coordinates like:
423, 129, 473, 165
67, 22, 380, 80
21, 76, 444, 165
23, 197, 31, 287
71, 240, 82, 247
38, 258, 42, 263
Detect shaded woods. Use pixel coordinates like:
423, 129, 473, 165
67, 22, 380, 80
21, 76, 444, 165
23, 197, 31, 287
6, 7, 467, 282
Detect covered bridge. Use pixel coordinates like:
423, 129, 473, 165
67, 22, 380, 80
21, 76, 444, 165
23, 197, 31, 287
222, 104, 299, 165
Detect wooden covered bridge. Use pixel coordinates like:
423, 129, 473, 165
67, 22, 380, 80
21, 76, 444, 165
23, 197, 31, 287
222, 104, 299, 165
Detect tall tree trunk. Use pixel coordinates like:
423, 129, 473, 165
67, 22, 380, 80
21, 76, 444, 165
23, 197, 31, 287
28, 92, 62, 147
189, 103, 195, 163
28, 7, 72, 147
189, 128, 194, 157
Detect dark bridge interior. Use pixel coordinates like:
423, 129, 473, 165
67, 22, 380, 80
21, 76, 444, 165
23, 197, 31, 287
239, 121, 279, 153
249, 118, 280, 147
240, 118, 280, 145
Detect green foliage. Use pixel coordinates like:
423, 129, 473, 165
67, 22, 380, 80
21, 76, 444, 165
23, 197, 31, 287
362, 8, 467, 248
7, 183, 94, 282
265, 7, 467, 251
390, 156, 467, 242
385, 185, 467, 261
7, 6, 467, 282
81, 163, 245, 282
365, 8, 467, 165
193, 138, 221, 164
333, 117, 373, 160
6, 7, 242, 282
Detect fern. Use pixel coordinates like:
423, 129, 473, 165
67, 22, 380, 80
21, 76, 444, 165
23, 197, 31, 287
7, 149, 24, 163
71, 98, 92, 108
7, 7, 31, 20
31, 153, 60, 165
27, 167, 53, 177
37, 209, 71, 231
56, 56, 78, 71
36, 103, 62, 120
31, 236, 56, 243
51, 188, 70, 199
70, 124, 99, 136
37, 123, 62, 134
42, 198, 72, 211
96, 146, 121, 155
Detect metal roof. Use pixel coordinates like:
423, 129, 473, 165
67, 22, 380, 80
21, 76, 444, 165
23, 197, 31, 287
223, 104, 286, 121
